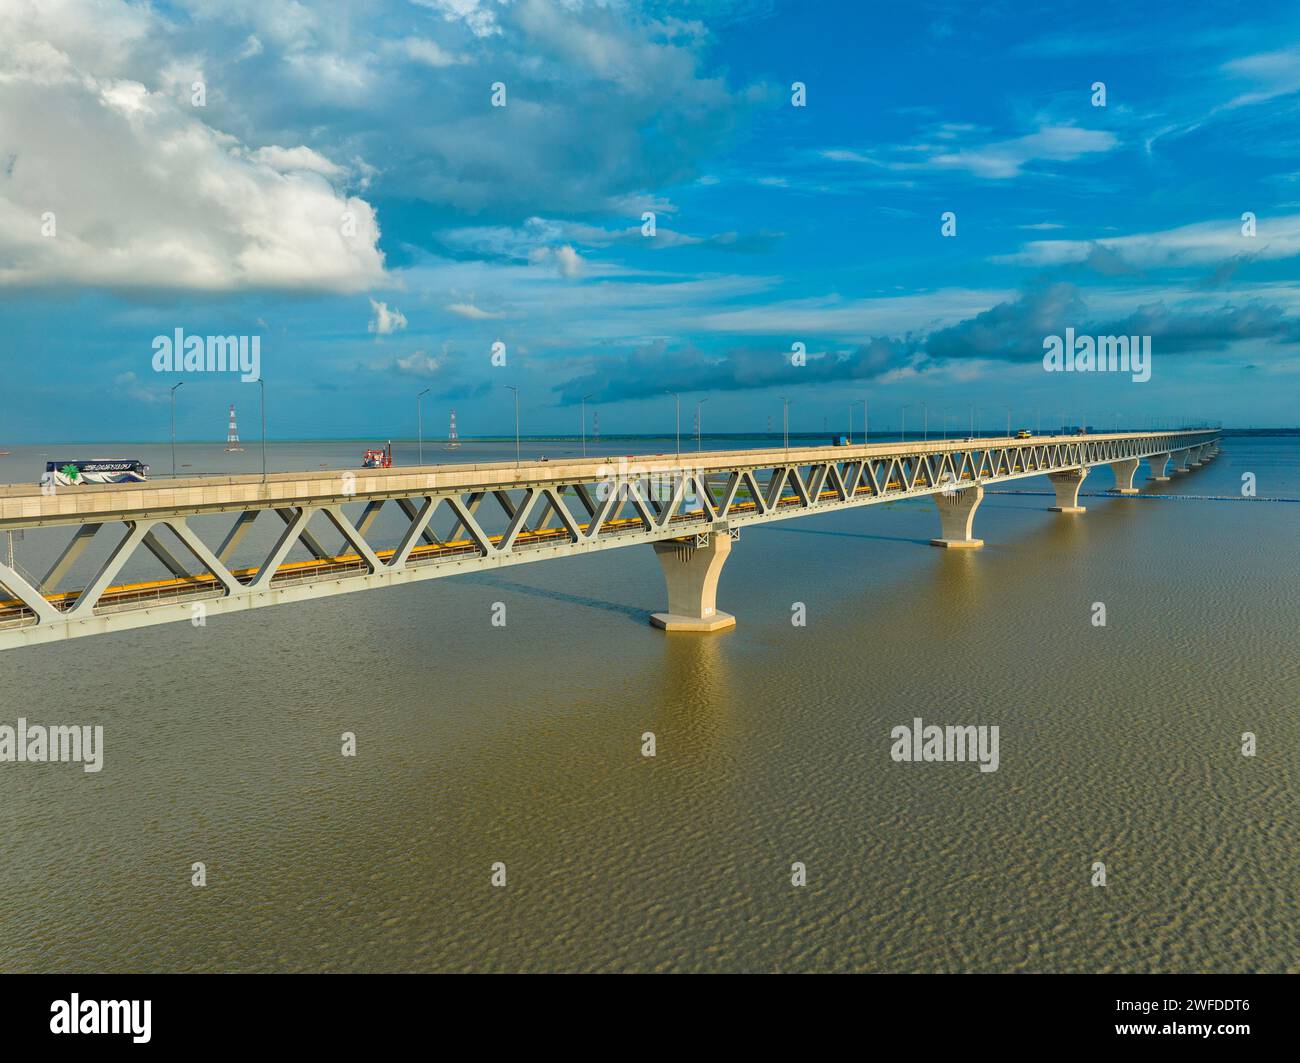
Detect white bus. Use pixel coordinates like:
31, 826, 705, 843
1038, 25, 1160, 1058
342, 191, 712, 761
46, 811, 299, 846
41, 459, 150, 486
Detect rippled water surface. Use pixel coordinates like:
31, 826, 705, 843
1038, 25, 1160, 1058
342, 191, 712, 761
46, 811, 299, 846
1, 436, 1296, 971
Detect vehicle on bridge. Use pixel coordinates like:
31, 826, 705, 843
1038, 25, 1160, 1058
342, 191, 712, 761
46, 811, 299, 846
41, 459, 150, 486
1016, 429, 1032, 438
361, 443, 393, 469
0, 429, 1221, 651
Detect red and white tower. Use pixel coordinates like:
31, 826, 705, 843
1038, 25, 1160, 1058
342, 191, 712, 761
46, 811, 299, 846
447, 408, 460, 449
225, 404, 244, 452
593, 410, 599, 445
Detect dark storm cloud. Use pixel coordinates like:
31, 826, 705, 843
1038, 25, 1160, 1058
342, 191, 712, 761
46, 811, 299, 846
1102, 300, 1300, 352
550, 284, 1300, 402
924, 284, 1085, 362
554, 336, 920, 404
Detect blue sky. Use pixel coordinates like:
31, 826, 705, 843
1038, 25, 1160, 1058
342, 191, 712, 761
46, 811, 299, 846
2, 0, 1298, 441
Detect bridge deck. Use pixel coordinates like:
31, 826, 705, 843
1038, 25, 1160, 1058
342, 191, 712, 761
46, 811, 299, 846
1, 431, 1214, 526
0, 430, 1220, 649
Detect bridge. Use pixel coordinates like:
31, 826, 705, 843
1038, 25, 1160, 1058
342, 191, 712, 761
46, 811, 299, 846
0, 429, 1220, 649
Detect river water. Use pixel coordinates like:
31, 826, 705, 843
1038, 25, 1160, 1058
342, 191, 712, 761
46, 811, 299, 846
0, 434, 1296, 972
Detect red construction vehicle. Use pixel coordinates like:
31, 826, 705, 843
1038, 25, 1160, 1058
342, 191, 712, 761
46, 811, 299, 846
361, 442, 393, 469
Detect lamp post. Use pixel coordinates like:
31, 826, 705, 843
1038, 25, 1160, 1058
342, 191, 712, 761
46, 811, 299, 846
1003, 405, 1012, 438
665, 390, 680, 457
169, 381, 183, 477
258, 376, 266, 483
417, 387, 430, 465
920, 401, 928, 442
859, 399, 868, 443
504, 385, 520, 465
581, 394, 593, 457
901, 403, 911, 442
942, 406, 951, 440
696, 398, 709, 452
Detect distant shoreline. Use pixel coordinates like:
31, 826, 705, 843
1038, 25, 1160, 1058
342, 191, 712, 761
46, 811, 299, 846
1, 428, 1295, 446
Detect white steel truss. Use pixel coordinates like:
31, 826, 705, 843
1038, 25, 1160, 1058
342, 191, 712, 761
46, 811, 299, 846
0, 431, 1220, 650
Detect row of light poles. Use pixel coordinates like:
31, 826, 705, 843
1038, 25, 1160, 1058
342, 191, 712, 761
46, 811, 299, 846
159, 382, 1206, 493
167, 383, 1196, 485
657, 393, 713, 455
886, 405, 1132, 440
168, 377, 267, 483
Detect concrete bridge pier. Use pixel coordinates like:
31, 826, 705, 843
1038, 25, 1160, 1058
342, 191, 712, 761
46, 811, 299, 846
1109, 458, 1141, 494
1048, 468, 1088, 512
1148, 453, 1171, 481
1189, 444, 1206, 467
650, 532, 737, 632
1172, 449, 1192, 473
930, 484, 985, 548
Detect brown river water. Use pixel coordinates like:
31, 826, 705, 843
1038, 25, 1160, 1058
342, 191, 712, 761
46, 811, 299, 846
0, 435, 1296, 971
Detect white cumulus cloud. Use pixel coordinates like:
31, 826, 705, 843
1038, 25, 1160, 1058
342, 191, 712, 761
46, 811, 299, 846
410, 0, 507, 38
393, 350, 442, 376
0, 4, 385, 292
368, 299, 408, 333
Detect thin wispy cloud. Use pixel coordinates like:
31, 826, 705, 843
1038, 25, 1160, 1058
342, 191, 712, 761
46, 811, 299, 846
996, 215, 1300, 270
819, 123, 1119, 180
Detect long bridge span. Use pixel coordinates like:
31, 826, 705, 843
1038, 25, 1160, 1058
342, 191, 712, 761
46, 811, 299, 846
0, 429, 1220, 649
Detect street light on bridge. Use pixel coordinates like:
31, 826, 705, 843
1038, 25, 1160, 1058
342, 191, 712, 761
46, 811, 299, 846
417, 387, 430, 465
504, 385, 520, 466
581, 394, 594, 457
169, 381, 183, 477
848, 398, 867, 444
258, 376, 267, 484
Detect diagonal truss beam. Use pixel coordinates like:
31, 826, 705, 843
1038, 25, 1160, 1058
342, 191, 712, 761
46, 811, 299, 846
168, 518, 243, 594
68, 521, 152, 616
322, 506, 383, 573
40, 522, 100, 594
391, 497, 438, 568
0, 559, 62, 623
0, 430, 1220, 651
253, 508, 315, 589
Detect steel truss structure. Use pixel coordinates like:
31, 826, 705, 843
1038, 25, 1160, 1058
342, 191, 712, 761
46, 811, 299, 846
0, 430, 1220, 650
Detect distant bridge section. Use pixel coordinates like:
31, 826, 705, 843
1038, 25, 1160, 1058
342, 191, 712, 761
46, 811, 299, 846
0, 430, 1220, 649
